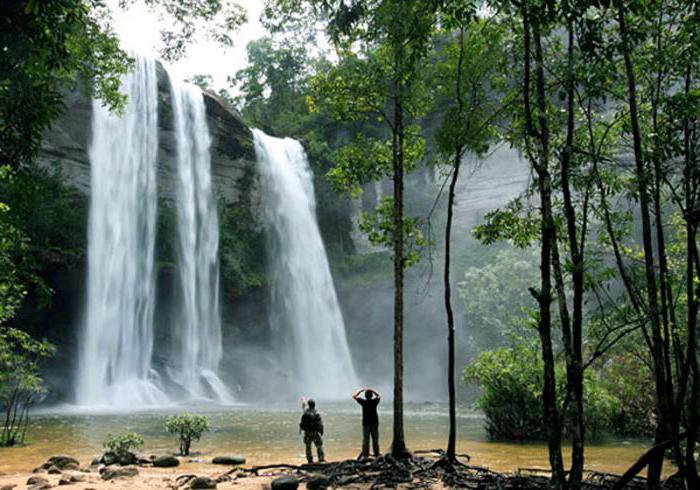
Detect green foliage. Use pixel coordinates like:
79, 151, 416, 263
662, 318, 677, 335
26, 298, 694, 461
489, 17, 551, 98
103, 432, 144, 458
600, 354, 656, 437
218, 202, 265, 296
432, 18, 505, 159
120, 0, 247, 61
0, 327, 54, 446
463, 343, 545, 440
1, 0, 130, 168
463, 343, 621, 441
358, 197, 427, 267
459, 247, 539, 354
165, 413, 210, 456
473, 197, 540, 249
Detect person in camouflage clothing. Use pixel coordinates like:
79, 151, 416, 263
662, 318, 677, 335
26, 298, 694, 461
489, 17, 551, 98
300, 397, 326, 463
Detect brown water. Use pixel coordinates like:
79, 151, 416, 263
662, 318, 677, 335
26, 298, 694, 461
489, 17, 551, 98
0, 403, 659, 476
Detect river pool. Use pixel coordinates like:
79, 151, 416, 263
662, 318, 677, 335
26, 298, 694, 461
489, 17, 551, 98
0, 402, 659, 476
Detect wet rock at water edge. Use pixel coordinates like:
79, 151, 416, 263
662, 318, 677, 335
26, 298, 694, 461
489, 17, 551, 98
100, 465, 139, 480
35, 455, 80, 472
28, 484, 51, 490
49, 456, 80, 470
307, 473, 331, 489
95, 450, 138, 466
153, 455, 180, 467
26, 476, 49, 486
211, 455, 246, 465
48, 465, 62, 474
189, 476, 217, 488
59, 473, 86, 485
271, 475, 299, 490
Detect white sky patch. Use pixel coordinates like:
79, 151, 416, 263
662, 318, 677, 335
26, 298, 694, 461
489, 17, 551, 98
107, 0, 267, 91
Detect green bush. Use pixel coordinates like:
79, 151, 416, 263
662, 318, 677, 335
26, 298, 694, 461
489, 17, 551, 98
103, 432, 144, 459
601, 353, 656, 437
463, 343, 621, 440
165, 413, 210, 456
0, 327, 54, 446
463, 343, 546, 440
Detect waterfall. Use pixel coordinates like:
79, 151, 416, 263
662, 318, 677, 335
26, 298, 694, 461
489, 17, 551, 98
253, 129, 358, 399
76, 57, 167, 407
169, 78, 232, 402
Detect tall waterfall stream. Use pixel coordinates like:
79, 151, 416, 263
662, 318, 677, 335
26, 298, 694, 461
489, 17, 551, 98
253, 129, 358, 399
76, 59, 230, 407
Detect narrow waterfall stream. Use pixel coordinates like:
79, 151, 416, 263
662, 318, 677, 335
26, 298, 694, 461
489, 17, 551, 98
76, 57, 166, 407
253, 129, 358, 399
169, 78, 232, 402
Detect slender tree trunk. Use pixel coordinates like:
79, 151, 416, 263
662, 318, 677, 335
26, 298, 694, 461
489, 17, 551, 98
616, 4, 671, 487
444, 25, 466, 464
444, 149, 461, 463
391, 71, 408, 458
683, 64, 700, 488
521, 7, 565, 487
559, 20, 585, 490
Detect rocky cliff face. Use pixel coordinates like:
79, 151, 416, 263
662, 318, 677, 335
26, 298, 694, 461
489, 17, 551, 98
37, 62, 259, 211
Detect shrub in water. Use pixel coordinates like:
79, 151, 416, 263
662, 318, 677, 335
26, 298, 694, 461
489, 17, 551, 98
463, 342, 621, 440
165, 413, 210, 456
103, 432, 144, 459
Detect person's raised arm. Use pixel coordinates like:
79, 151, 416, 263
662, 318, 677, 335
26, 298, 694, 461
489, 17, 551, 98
369, 388, 381, 401
352, 389, 364, 401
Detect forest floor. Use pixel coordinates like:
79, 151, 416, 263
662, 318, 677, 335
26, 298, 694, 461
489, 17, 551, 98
0, 450, 667, 489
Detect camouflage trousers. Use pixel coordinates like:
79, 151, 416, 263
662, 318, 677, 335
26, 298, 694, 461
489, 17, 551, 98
303, 431, 325, 463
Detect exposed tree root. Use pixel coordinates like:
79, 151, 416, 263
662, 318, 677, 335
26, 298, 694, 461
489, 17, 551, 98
226, 451, 684, 489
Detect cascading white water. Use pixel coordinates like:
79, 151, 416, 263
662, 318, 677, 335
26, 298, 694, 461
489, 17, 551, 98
169, 78, 232, 402
77, 57, 167, 407
253, 129, 358, 399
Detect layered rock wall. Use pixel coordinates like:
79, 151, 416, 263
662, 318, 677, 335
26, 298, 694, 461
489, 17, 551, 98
37, 62, 258, 212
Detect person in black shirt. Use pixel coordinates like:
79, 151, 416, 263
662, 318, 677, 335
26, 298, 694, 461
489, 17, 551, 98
352, 387, 381, 459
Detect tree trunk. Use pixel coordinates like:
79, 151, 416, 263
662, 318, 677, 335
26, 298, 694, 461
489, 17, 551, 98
390, 71, 408, 458
616, 3, 671, 487
682, 64, 700, 488
444, 25, 467, 464
559, 20, 585, 490
444, 150, 460, 462
521, 7, 566, 487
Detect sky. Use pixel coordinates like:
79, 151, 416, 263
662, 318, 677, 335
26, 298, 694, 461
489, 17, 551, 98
108, 1, 267, 91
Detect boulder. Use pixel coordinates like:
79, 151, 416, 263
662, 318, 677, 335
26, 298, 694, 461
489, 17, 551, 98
100, 452, 118, 466
46, 456, 80, 470
59, 473, 86, 485
100, 466, 138, 480
211, 455, 246, 465
96, 451, 137, 466
189, 476, 217, 489
307, 474, 331, 489
28, 484, 51, 490
26, 476, 49, 486
152, 455, 180, 468
48, 465, 62, 474
0, 484, 16, 490
271, 475, 299, 490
